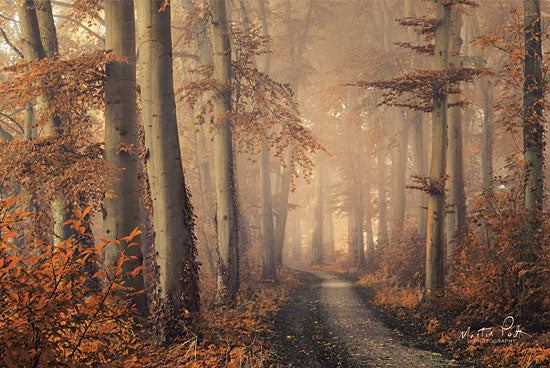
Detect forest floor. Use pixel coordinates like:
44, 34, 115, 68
269, 269, 467, 368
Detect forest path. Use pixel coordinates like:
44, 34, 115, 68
270, 268, 463, 368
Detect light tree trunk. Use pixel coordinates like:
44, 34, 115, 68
311, 162, 324, 266
103, 0, 147, 315
257, 0, 276, 280
523, 0, 544, 235
208, 0, 239, 299
325, 210, 335, 258
405, 0, 427, 238
261, 142, 276, 280
425, 1, 451, 301
275, 0, 313, 266
274, 144, 292, 266
445, 10, 466, 258
377, 150, 389, 246
365, 209, 375, 259
469, 15, 494, 190
391, 112, 409, 236
136, 0, 199, 340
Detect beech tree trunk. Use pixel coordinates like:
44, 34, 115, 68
405, 0, 427, 238
209, 0, 239, 299
35, 0, 73, 242
275, 0, 313, 266
104, 0, 147, 315
469, 15, 494, 190
311, 162, 324, 266
425, 1, 450, 301
523, 0, 544, 235
15, 0, 42, 142
391, 112, 408, 237
261, 142, 276, 280
377, 150, 389, 246
136, 0, 199, 340
325, 210, 335, 258
445, 10, 466, 258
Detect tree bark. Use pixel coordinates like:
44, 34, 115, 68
208, 0, 239, 300
523, 0, 544, 234
469, 15, 494, 190
390, 112, 409, 237
405, 0, 427, 238
261, 142, 276, 280
104, 0, 147, 315
425, 1, 450, 301
136, 0, 200, 340
377, 150, 389, 246
311, 161, 324, 266
445, 10, 466, 258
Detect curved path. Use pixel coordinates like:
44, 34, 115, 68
270, 268, 464, 368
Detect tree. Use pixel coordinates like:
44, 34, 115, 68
136, 0, 199, 340
445, 9, 466, 257
209, 0, 240, 300
522, 0, 544, 236
104, 0, 147, 316
425, 1, 451, 300
311, 160, 324, 266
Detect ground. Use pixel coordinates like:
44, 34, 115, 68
270, 269, 466, 368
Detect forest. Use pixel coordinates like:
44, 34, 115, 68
0, 0, 549, 367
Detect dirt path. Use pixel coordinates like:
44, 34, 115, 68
270, 268, 464, 368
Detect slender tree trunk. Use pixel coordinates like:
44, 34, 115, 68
523, 0, 544, 235
261, 142, 276, 280
103, 0, 147, 315
377, 150, 389, 246
274, 144, 293, 265
275, 0, 313, 266
469, 15, 494, 190
391, 112, 409, 236
365, 209, 375, 259
136, 0, 199, 340
347, 212, 355, 263
325, 210, 335, 258
425, 1, 450, 301
34, 0, 73, 242
311, 162, 324, 266
446, 10, 466, 258
405, 0, 427, 238
354, 203, 365, 269
208, 0, 239, 300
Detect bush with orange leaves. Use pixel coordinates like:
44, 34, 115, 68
0, 198, 141, 367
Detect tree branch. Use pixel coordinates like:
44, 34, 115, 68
54, 14, 105, 45
0, 26, 23, 59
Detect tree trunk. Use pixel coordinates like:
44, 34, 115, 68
136, 0, 199, 340
469, 15, 494, 190
103, 0, 147, 315
325, 210, 335, 258
523, 0, 544, 234
405, 0, 427, 238
311, 162, 324, 266
208, 0, 239, 300
15, 0, 42, 142
445, 10, 466, 258
261, 142, 276, 280
377, 150, 389, 246
425, 1, 450, 301
274, 143, 293, 266
391, 112, 409, 237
